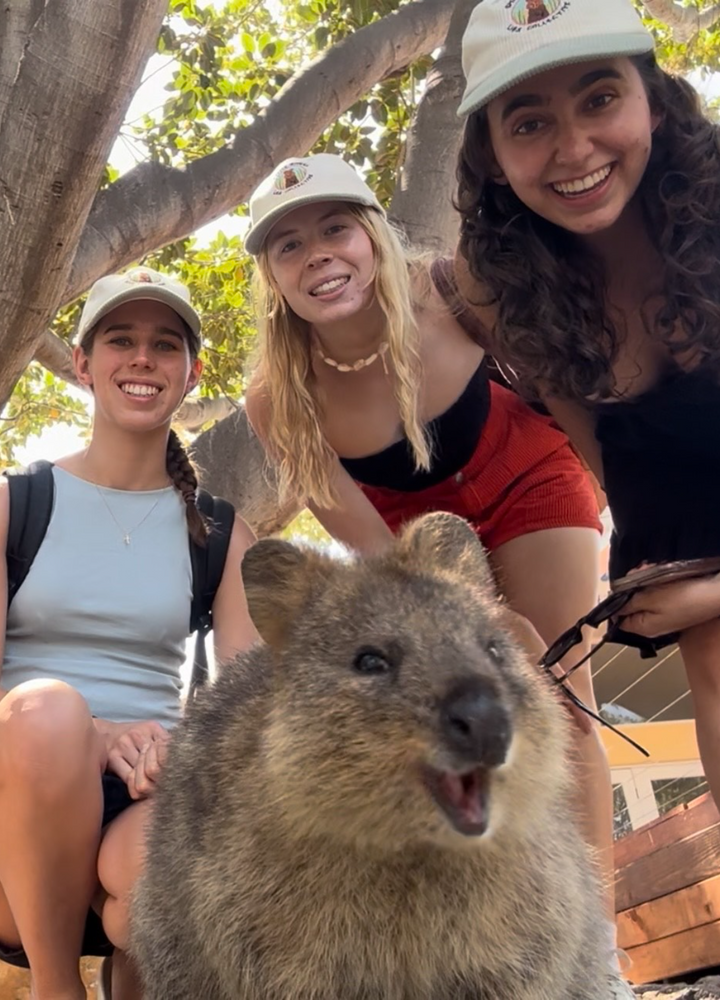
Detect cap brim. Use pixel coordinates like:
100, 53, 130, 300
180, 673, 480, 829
244, 193, 385, 256
457, 33, 654, 118
76, 288, 201, 347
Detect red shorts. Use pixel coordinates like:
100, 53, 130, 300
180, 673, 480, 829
358, 382, 601, 552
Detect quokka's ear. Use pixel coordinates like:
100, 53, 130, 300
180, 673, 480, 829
241, 539, 331, 649
397, 512, 497, 595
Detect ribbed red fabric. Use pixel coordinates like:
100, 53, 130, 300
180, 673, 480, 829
358, 381, 601, 551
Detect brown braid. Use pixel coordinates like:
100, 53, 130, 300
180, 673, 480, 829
166, 429, 208, 547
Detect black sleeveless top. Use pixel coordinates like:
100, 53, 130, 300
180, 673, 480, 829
595, 368, 720, 581
339, 361, 491, 492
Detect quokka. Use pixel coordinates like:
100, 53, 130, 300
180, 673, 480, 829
132, 512, 610, 1000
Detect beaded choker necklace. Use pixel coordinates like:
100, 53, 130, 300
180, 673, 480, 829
315, 341, 389, 375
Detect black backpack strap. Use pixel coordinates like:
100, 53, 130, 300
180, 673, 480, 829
6, 460, 55, 607
188, 490, 235, 698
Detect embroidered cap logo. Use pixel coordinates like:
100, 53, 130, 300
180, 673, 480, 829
272, 163, 311, 195
126, 269, 163, 285
510, 0, 563, 28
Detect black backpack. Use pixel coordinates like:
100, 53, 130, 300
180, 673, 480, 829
5, 460, 234, 698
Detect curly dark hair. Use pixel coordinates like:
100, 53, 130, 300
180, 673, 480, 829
456, 54, 720, 400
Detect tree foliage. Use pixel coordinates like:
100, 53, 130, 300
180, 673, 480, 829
4, 0, 720, 468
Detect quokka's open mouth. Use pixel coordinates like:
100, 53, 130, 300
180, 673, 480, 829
422, 765, 490, 837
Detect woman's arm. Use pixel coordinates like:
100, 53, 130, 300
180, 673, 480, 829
211, 513, 261, 666
308, 461, 394, 556
539, 394, 605, 488
246, 379, 394, 557
452, 247, 606, 489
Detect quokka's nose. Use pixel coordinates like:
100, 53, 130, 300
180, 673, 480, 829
440, 678, 512, 768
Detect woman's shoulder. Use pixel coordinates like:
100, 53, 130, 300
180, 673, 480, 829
415, 252, 496, 353
244, 377, 270, 439
451, 248, 498, 335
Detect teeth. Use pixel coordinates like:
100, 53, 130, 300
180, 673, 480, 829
121, 384, 159, 397
310, 277, 349, 296
553, 165, 611, 196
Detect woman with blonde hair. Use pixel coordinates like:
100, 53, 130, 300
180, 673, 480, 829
244, 152, 629, 993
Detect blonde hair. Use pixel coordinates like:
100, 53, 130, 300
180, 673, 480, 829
253, 206, 431, 509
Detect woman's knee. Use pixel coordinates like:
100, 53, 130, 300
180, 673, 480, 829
0, 680, 100, 785
0, 885, 21, 950
98, 802, 152, 950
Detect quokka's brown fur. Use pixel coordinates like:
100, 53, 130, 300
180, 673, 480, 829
132, 512, 611, 1000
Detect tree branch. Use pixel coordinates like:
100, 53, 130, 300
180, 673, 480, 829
642, 0, 720, 42
34, 330, 79, 386
61, 0, 456, 305
174, 395, 238, 432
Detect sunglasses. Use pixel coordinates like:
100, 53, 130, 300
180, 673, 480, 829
539, 589, 649, 756
538, 556, 720, 757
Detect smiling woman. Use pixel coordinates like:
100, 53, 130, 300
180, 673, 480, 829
0, 267, 259, 1000
454, 0, 720, 903
240, 151, 637, 989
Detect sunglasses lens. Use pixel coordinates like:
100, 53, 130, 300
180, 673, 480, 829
586, 590, 633, 629
540, 626, 582, 668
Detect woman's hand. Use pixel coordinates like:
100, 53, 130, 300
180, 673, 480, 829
619, 573, 720, 637
94, 718, 170, 798
126, 736, 170, 800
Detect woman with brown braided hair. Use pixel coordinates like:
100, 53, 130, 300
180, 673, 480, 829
0, 267, 259, 1000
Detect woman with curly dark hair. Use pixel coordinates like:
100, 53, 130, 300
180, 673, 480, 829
455, 0, 720, 810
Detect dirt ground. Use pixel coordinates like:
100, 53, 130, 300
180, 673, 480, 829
0, 958, 102, 999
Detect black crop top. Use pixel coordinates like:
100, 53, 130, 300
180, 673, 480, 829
339, 360, 491, 492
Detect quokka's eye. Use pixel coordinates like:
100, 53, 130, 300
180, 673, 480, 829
353, 648, 393, 675
486, 641, 503, 663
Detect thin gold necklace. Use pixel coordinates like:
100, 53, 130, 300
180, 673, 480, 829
95, 486, 161, 546
315, 340, 390, 374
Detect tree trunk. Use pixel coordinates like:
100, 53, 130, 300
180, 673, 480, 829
190, 404, 300, 537
389, 0, 475, 251
0, 0, 167, 405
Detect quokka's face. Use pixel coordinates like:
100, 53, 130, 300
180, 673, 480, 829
260, 564, 568, 850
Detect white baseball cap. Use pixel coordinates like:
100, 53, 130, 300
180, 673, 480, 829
244, 153, 385, 256
458, 0, 654, 119
75, 267, 201, 352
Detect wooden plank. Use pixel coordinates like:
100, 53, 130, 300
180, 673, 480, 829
614, 821, 720, 911
614, 792, 718, 871
617, 874, 720, 949
625, 919, 720, 984
604, 719, 700, 769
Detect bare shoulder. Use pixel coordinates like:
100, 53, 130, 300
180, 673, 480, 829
244, 378, 271, 440
452, 247, 498, 338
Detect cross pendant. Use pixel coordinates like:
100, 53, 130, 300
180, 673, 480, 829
123, 534, 131, 546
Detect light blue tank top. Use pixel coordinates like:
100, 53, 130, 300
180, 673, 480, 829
3, 467, 193, 725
